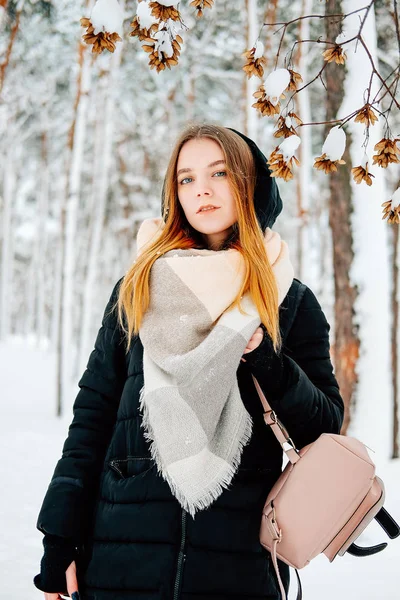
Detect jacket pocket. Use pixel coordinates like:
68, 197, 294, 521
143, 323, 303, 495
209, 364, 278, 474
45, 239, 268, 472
108, 456, 154, 479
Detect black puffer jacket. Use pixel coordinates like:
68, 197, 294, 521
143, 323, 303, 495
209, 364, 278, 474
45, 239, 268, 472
35, 276, 344, 600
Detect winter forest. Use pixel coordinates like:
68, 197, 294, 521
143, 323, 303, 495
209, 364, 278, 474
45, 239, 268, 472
1, 0, 400, 598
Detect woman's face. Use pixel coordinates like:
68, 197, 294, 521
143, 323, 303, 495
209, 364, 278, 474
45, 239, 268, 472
176, 137, 238, 250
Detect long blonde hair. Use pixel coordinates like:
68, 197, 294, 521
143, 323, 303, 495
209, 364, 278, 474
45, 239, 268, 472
116, 122, 282, 354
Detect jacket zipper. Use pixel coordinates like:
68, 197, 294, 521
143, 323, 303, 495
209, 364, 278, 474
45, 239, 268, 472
109, 460, 124, 478
173, 508, 187, 600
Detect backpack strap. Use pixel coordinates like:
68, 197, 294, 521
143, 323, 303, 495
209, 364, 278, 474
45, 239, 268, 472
346, 507, 400, 556
260, 279, 307, 600
374, 506, 400, 539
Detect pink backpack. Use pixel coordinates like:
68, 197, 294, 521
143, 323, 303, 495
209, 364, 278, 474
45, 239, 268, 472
252, 375, 400, 600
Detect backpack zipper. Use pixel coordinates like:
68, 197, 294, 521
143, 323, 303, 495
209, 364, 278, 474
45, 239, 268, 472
173, 508, 187, 600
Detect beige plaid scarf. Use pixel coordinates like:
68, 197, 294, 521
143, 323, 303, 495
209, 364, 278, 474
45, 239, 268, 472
136, 218, 294, 517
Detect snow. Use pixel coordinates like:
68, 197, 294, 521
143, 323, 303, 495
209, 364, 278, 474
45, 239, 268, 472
390, 187, 400, 210
264, 68, 291, 106
90, 0, 124, 36
137, 0, 159, 29
157, 0, 178, 6
154, 29, 174, 58
1, 337, 399, 599
279, 134, 301, 160
360, 152, 369, 169
253, 40, 264, 60
321, 126, 346, 161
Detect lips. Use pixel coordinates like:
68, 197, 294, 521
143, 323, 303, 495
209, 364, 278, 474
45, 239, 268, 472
197, 206, 221, 214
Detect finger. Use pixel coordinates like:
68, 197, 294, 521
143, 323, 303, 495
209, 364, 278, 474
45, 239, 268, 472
44, 594, 62, 600
65, 561, 79, 596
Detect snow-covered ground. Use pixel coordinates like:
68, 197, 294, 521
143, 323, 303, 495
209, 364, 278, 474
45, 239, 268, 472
1, 338, 399, 599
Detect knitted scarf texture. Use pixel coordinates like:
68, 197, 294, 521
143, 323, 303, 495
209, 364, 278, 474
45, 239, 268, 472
137, 218, 294, 517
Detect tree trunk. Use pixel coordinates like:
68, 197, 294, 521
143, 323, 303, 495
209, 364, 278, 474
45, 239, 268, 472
0, 1, 8, 29
27, 127, 50, 340
0, 144, 15, 341
294, 0, 313, 284
244, 0, 259, 140
325, 0, 360, 434
392, 213, 399, 458
37, 129, 50, 342
78, 45, 123, 374
262, 0, 279, 68
0, 8, 20, 94
57, 33, 93, 416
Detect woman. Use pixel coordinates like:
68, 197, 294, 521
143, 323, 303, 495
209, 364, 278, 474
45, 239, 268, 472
34, 123, 344, 600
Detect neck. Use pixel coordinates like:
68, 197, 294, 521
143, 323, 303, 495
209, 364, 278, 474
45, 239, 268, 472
201, 226, 235, 250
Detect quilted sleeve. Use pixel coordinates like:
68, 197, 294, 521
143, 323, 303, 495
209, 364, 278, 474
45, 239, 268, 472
244, 285, 344, 449
36, 277, 131, 541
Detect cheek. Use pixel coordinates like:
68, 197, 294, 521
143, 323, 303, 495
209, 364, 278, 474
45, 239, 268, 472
224, 185, 236, 214
177, 191, 193, 219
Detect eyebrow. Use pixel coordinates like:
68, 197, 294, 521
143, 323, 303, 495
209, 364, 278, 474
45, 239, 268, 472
176, 159, 226, 177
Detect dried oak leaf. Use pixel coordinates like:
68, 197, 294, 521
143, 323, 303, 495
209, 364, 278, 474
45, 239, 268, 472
130, 16, 159, 41
273, 112, 302, 138
242, 47, 267, 79
287, 69, 303, 91
372, 138, 400, 168
322, 45, 347, 65
80, 17, 122, 54
149, 2, 180, 21
354, 104, 379, 127
351, 165, 375, 186
382, 200, 400, 224
267, 148, 300, 181
190, 0, 214, 18
252, 85, 281, 117
314, 153, 346, 174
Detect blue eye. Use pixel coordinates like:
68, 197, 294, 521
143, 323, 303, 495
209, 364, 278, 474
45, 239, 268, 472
179, 171, 227, 185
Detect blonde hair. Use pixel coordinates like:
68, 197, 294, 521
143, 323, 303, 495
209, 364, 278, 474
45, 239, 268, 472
116, 122, 282, 354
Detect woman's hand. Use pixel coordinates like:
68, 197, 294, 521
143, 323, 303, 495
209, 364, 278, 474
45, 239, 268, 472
44, 560, 79, 600
241, 326, 264, 362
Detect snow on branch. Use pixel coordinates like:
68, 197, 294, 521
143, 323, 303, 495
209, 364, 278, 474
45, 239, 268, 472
242, 0, 400, 222
77, 1, 399, 222
80, 0, 214, 72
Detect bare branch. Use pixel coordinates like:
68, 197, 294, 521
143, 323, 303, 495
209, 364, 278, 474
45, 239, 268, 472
256, 0, 399, 135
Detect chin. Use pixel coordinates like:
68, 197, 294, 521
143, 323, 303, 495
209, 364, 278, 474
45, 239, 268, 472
191, 220, 235, 235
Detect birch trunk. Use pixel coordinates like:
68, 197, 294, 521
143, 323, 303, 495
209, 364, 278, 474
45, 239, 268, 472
26, 127, 50, 341
340, 1, 391, 455
37, 128, 50, 343
392, 224, 399, 458
0, 143, 15, 341
78, 45, 123, 374
294, 0, 313, 285
57, 39, 93, 416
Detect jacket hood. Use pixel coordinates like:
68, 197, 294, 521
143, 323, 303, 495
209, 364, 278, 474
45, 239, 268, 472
160, 127, 283, 232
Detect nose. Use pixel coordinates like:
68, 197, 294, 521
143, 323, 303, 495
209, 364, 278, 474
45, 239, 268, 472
196, 183, 212, 197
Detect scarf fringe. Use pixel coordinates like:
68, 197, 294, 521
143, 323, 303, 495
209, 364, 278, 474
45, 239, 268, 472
139, 383, 254, 518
